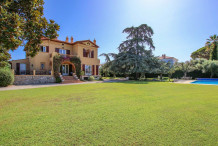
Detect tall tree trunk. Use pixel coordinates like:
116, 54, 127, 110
210, 69, 213, 78
136, 73, 139, 80
184, 72, 187, 77
160, 73, 163, 80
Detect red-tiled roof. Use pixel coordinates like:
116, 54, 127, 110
158, 54, 178, 61
41, 37, 99, 48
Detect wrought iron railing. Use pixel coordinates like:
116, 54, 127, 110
14, 70, 33, 75
35, 70, 51, 75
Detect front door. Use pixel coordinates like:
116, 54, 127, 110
62, 64, 69, 76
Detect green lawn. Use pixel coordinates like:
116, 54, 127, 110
0, 81, 217, 145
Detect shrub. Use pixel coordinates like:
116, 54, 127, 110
0, 68, 14, 87
80, 71, 84, 76
55, 77, 62, 83
98, 76, 103, 81
88, 76, 95, 81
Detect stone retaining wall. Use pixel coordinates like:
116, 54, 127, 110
14, 75, 56, 85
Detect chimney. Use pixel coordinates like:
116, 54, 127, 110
70, 36, 74, 43
65, 36, 69, 42
162, 54, 166, 59
93, 38, 96, 44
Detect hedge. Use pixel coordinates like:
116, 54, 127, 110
0, 68, 14, 87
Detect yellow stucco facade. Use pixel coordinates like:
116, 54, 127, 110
11, 37, 100, 76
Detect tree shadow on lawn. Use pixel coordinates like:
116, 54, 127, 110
103, 80, 162, 84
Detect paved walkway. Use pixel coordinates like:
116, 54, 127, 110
173, 80, 195, 84
0, 81, 103, 91
0, 79, 129, 91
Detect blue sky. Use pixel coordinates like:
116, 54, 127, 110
10, 0, 218, 63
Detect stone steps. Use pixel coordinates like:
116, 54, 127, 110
61, 75, 81, 84
61, 80, 83, 84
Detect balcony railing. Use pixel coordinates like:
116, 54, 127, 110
60, 54, 77, 62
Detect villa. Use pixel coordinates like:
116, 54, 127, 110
159, 54, 178, 66
11, 37, 100, 78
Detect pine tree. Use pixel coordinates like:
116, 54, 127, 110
111, 24, 156, 79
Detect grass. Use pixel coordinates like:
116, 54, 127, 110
102, 77, 124, 79
0, 81, 217, 145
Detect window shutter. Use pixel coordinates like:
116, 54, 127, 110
46, 46, 49, 52
83, 49, 86, 57
82, 64, 85, 72
67, 50, 70, 55
55, 48, 59, 53
92, 65, 95, 75
96, 65, 99, 75
91, 51, 94, 58
40, 46, 43, 52
16, 63, 20, 75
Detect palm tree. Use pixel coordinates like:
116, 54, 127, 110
99, 53, 117, 77
99, 53, 111, 63
206, 34, 218, 60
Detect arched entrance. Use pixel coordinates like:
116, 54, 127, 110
60, 61, 76, 76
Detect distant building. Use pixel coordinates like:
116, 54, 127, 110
158, 54, 178, 66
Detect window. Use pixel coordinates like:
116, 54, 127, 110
83, 48, 93, 58
85, 65, 92, 76
40, 63, 45, 70
43, 46, 46, 52
59, 49, 66, 54
20, 64, 26, 75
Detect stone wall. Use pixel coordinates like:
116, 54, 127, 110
14, 75, 56, 85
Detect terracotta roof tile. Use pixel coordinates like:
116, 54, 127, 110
41, 37, 99, 48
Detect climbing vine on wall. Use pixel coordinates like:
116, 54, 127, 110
53, 55, 62, 82
70, 56, 81, 78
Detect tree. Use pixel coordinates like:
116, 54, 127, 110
168, 66, 175, 81
191, 47, 210, 60
206, 34, 218, 60
0, 0, 60, 67
100, 53, 116, 77
201, 60, 218, 78
155, 61, 171, 80
111, 24, 155, 79
175, 61, 195, 78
